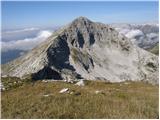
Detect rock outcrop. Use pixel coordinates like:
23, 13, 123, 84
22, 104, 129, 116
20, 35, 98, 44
2, 17, 159, 84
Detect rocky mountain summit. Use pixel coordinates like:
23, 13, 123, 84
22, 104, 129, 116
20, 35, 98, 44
2, 17, 159, 84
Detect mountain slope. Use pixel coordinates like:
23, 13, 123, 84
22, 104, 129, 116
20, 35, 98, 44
2, 17, 159, 84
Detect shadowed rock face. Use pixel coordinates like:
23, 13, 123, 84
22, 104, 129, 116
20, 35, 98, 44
2, 17, 159, 84
47, 36, 75, 71
32, 66, 62, 80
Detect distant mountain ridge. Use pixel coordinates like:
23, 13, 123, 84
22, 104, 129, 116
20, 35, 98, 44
111, 23, 159, 50
2, 17, 159, 84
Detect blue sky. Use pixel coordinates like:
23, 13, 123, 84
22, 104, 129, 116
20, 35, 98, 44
2, 1, 158, 29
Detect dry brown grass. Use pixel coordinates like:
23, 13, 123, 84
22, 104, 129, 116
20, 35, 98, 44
1, 79, 159, 119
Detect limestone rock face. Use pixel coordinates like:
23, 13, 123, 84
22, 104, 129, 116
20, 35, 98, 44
2, 17, 159, 84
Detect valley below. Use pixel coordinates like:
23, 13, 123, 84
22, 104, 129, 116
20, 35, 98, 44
1, 77, 159, 119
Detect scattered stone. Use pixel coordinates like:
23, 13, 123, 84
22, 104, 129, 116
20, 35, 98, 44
70, 91, 74, 94
63, 75, 74, 83
75, 80, 85, 86
42, 80, 48, 83
42, 94, 53, 97
64, 80, 67, 82
59, 88, 69, 93
43, 94, 50, 97
0, 82, 5, 91
95, 90, 105, 95
124, 82, 130, 85
67, 80, 74, 84
42, 80, 65, 83
1, 87, 6, 91
95, 90, 102, 94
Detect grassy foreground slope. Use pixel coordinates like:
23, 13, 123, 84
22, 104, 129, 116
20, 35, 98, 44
1, 78, 159, 119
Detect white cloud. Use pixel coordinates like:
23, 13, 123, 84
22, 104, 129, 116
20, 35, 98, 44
1, 30, 52, 52
2, 28, 41, 42
115, 28, 130, 35
115, 28, 143, 40
112, 24, 144, 39
125, 30, 144, 39
146, 33, 158, 39
4, 27, 40, 34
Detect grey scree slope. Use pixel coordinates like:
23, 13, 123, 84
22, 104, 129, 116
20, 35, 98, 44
2, 17, 159, 84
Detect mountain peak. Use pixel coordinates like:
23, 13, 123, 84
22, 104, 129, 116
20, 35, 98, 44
72, 16, 92, 24
75, 16, 91, 20
2, 17, 158, 84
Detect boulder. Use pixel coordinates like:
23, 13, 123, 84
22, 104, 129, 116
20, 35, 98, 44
59, 88, 69, 93
75, 80, 85, 86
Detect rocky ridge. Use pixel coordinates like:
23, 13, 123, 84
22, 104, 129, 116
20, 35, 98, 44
2, 17, 159, 84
